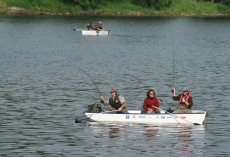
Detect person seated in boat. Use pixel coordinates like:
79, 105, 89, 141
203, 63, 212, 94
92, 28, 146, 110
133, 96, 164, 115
141, 89, 160, 114
87, 22, 93, 30
100, 88, 128, 113
171, 87, 193, 113
92, 23, 97, 30
97, 21, 103, 29
94, 21, 103, 30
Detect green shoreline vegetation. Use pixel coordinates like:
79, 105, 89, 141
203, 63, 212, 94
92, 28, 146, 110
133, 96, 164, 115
0, 0, 230, 16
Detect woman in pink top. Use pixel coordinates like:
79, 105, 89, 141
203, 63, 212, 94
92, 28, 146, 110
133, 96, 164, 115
141, 89, 160, 114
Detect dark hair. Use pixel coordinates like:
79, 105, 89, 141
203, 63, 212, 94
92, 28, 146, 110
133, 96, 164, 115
146, 89, 155, 98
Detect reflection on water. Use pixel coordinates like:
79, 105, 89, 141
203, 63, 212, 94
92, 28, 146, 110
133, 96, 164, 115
85, 122, 205, 156
108, 127, 121, 138
171, 127, 192, 153
142, 126, 159, 155
143, 125, 159, 138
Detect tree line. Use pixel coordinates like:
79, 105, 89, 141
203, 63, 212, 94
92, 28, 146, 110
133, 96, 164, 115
63, 0, 230, 10
1, 0, 229, 15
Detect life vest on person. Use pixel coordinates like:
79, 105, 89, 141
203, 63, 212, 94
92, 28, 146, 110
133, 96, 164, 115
109, 94, 122, 110
98, 23, 102, 27
179, 93, 191, 104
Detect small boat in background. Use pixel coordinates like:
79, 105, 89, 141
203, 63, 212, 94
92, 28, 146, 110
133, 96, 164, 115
81, 21, 111, 36
82, 29, 111, 36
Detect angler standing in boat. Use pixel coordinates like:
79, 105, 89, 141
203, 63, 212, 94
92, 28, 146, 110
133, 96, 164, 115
141, 89, 160, 114
172, 87, 193, 113
100, 88, 128, 113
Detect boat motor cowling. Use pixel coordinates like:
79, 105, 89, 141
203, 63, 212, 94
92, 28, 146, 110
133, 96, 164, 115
88, 104, 102, 113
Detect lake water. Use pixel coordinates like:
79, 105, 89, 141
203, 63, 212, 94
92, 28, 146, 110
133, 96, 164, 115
0, 15, 230, 156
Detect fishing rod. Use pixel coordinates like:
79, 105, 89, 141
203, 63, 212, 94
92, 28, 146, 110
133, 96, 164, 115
159, 99, 170, 108
173, 40, 174, 87
171, 40, 175, 93
151, 105, 200, 125
78, 68, 101, 96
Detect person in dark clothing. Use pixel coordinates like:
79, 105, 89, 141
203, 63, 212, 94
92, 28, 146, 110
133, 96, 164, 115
141, 89, 160, 114
100, 88, 128, 113
87, 22, 93, 30
172, 87, 193, 113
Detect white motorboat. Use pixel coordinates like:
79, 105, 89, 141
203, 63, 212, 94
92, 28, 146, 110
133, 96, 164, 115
84, 109, 208, 125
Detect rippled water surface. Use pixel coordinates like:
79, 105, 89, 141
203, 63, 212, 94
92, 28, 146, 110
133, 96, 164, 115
0, 15, 230, 156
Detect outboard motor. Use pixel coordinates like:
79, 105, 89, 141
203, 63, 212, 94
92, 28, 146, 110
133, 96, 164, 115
166, 108, 174, 113
87, 104, 102, 113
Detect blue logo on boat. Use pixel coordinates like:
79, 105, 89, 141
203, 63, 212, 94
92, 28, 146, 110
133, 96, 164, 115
138, 116, 145, 119
126, 115, 130, 119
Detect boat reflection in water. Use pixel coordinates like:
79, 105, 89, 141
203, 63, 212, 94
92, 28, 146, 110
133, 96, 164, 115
108, 127, 121, 138
142, 126, 159, 155
170, 126, 192, 153
84, 122, 205, 156
141, 125, 205, 156
85, 122, 127, 139
143, 126, 159, 138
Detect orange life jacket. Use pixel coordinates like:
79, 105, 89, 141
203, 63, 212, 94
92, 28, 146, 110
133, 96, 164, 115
179, 93, 191, 104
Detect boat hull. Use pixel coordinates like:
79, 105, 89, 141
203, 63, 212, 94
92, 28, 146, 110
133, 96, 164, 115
85, 110, 208, 125
82, 30, 110, 36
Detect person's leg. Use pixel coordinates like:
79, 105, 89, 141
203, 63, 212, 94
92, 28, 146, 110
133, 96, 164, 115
108, 107, 116, 111
172, 109, 182, 113
173, 105, 186, 113
182, 109, 192, 113
121, 108, 129, 113
154, 109, 161, 113
141, 108, 147, 114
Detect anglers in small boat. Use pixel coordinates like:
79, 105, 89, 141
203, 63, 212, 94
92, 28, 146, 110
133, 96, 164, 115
82, 87, 208, 124
87, 21, 104, 30
172, 87, 193, 113
100, 88, 128, 113
141, 89, 161, 114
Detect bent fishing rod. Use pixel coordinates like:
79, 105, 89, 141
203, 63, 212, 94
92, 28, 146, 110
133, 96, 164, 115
173, 40, 175, 87
78, 68, 102, 96
151, 105, 200, 125
171, 40, 175, 93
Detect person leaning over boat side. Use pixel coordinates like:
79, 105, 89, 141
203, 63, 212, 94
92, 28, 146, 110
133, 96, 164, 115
172, 87, 193, 113
141, 89, 160, 114
100, 88, 128, 113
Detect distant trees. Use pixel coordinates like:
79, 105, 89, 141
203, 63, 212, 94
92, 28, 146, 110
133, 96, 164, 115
131, 0, 172, 10
63, 0, 172, 10
202, 0, 230, 5
63, 0, 98, 9
62, 0, 229, 11
221, 0, 230, 5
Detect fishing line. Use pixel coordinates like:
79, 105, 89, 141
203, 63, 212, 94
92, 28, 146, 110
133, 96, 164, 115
173, 39, 175, 88
152, 105, 200, 125
78, 68, 101, 96
171, 40, 175, 93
